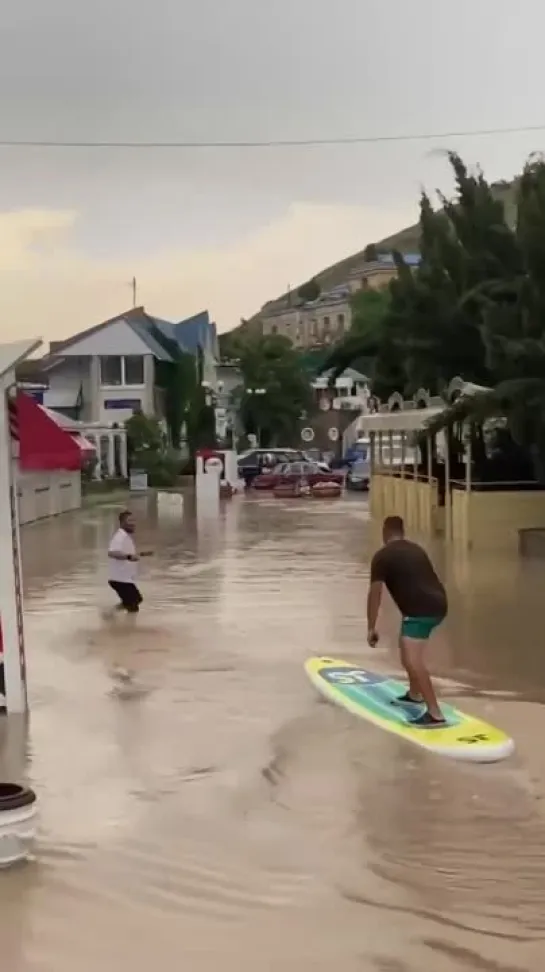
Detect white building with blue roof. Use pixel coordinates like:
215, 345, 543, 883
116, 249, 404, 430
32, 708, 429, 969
38, 306, 218, 426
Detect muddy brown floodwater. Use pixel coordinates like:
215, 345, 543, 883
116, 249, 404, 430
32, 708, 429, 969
0, 491, 544, 970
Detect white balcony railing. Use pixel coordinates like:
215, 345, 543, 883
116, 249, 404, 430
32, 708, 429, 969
331, 395, 369, 411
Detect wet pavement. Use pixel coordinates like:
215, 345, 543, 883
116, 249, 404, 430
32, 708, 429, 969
1, 491, 545, 970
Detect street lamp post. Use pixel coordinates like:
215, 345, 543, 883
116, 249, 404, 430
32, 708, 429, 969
246, 387, 266, 447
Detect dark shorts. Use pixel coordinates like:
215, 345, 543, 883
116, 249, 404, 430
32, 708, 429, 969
109, 581, 143, 613
401, 616, 443, 640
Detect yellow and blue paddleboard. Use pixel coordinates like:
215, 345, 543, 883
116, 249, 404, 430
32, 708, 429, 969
305, 657, 514, 763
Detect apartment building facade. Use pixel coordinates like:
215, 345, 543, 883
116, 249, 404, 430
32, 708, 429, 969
260, 253, 421, 350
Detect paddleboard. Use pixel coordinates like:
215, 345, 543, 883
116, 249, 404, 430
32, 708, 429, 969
305, 656, 514, 763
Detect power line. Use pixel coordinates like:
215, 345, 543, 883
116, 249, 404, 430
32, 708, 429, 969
0, 122, 544, 149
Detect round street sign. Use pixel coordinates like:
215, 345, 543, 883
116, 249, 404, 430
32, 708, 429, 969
204, 456, 223, 473
301, 427, 315, 443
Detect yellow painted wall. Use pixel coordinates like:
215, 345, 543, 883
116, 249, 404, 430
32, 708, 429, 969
369, 473, 438, 534
451, 489, 469, 548
371, 477, 545, 549
453, 488, 545, 550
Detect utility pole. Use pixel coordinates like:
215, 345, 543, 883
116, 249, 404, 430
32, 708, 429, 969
131, 277, 137, 308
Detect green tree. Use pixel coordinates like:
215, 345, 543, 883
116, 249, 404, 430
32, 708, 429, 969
320, 285, 400, 397
323, 289, 387, 366
425, 155, 545, 479
151, 326, 219, 455
392, 155, 521, 395
235, 334, 313, 446
149, 324, 198, 449
125, 411, 163, 457
218, 325, 250, 360
363, 243, 380, 262
297, 278, 321, 303
321, 153, 518, 400
186, 386, 217, 453
125, 411, 181, 486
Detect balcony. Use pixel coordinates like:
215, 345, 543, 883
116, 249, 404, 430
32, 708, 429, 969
331, 394, 369, 411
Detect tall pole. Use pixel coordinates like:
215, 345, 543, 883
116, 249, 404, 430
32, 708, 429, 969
131, 277, 137, 308
0, 383, 27, 713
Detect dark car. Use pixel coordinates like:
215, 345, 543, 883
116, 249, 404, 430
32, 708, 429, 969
255, 460, 345, 490
238, 449, 305, 487
345, 458, 370, 492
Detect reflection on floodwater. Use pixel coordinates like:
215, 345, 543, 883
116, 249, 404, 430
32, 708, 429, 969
0, 491, 543, 969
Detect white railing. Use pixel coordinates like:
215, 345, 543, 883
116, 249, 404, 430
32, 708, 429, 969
332, 395, 368, 411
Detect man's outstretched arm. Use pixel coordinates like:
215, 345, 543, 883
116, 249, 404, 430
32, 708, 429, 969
367, 582, 382, 643
367, 552, 384, 645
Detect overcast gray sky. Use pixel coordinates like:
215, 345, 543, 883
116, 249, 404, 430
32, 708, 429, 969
0, 0, 543, 342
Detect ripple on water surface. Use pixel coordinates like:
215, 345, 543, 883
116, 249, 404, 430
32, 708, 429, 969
1, 496, 543, 969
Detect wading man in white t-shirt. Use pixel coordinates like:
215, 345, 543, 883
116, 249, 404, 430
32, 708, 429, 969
108, 510, 151, 613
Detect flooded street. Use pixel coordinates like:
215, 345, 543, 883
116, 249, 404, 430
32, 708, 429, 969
2, 492, 545, 970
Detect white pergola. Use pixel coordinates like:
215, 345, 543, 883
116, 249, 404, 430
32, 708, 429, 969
0, 338, 42, 714
353, 407, 445, 481
354, 406, 444, 434
357, 382, 489, 540
347, 377, 490, 463
43, 409, 128, 480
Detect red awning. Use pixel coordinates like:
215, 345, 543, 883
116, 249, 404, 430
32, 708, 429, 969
72, 433, 96, 460
15, 391, 82, 471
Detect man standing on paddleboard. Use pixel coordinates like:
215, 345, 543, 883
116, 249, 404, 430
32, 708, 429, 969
366, 515, 447, 727
108, 510, 152, 614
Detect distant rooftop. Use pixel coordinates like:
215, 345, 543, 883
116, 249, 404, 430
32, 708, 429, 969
153, 310, 218, 358
313, 367, 370, 388
349, 253, 421, 276
261, 254, 421, 319
46, 307, 217, 366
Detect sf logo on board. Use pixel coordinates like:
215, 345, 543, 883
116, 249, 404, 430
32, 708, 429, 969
320, 668, 386, 687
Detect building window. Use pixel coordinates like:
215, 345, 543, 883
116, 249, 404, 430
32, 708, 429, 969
100, 355, 145, 387
124, 355, 145, 385
361, 277, 370, 290
100, 356, 122, 386
323, 316, 331, 331
337, 313, 345, 330
271, 324, 278, 335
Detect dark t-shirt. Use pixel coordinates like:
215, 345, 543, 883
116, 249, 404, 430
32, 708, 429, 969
370, 539, 447, 619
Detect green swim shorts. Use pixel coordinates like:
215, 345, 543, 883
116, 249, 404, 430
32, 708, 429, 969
401, 616, 443, 640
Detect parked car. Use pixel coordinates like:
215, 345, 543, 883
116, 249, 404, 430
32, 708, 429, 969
253, 464, 284, 490
346, 458, 370, 491
254, 460, 345, 490
238, 449, 305, 487
343, 443, 368, 466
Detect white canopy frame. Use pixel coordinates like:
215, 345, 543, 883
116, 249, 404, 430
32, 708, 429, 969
357, 407, 451, 536
0, 338, 42, 713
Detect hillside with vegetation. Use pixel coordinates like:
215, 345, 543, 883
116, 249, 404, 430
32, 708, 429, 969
221, 179, 516, 352
320, 153, 545, 482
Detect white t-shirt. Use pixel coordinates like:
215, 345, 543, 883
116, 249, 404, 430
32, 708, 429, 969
108, 528, 137, 583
